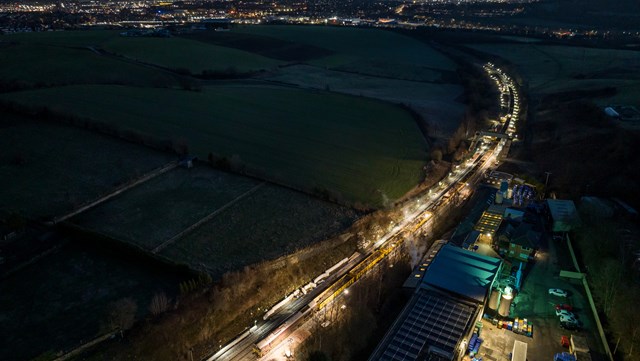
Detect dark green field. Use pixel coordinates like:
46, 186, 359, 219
101, 36, 281, 73
161, 183, 359, 277
0, 32, 179, 88
232, 25, 457, 72
0, 240, 187, 361
73, 166, 262, 250
466, 43, 640, 106
1, 84, 429, 207
0, 115, 173, 219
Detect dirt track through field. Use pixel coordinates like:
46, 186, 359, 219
152, 182, 266, 253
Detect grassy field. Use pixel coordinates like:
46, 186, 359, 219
466, 43, 640, 102
224, 25, 457, 81
101, 36, 281, 74
0, 115, 174, 219
180, 30, 335, 62
73, 166, 262, 250
160, 183, 359, 277
0, 30, 278, 88
0, 33, 179, 88
0, 84, 428, 207
232, 25, 456, 69
263, 64, 464, 136
0, 240, 186, 361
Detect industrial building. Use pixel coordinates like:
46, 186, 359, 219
369, 244, 502, 361
474, 204, 505, 238
546, 199, 581, 233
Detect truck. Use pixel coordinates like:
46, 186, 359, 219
553, 335, 591, 361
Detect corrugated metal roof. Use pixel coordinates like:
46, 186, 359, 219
421, 244, 501, 303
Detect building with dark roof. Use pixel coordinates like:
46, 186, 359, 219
370, 244, 502, 361
497, 222, 540, 262
420, 244, 502, 303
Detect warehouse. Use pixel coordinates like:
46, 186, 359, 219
370, 244, 502, 361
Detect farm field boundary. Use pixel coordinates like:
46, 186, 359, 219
53, 160, 178, 224
152, 181, 266, 253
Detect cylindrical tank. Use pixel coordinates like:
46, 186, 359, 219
500, 180, 509, 193
488, 289, 500, 310
498, 286, 514, 317
498, 295, 512, 317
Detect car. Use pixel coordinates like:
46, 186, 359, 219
560, 320, 581, 331
556, 304, 573, 312
560, 315, 579, 324
556, 309, 576, 318
549, 288, 568, 297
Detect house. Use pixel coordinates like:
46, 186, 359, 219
497, 222, 540, 262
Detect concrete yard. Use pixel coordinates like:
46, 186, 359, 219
467, 215, 607, 361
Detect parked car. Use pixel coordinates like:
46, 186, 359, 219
560, 315, 579, 324
556, 304, 574, 312
549, 288, 568, 297
560, 320, 581, 331
554, 352, 577, 361
556, 309, 576, 318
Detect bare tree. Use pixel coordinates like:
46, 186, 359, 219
149, 292, 170, 316
108, 298, 137, 337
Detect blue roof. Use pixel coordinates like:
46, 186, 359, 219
421, 244, 501, 303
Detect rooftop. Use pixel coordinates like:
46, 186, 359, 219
420, 244, 502, 303
371, 245, 502, 361
369, 289, 476, 361
499, 221, 540, 249
474, 208, 503, 235
546, 199, 581, 231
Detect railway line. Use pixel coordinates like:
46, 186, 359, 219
205, 62, 519, 361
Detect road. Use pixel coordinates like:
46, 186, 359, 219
205, 63, 520, 361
